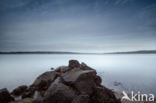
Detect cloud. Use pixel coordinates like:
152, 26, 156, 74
0, 0, 32, 10
0, 0, 156, 52
138, 3, 156, 31
115, 0, 131, 5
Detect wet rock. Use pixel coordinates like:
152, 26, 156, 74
72, 94, 90, 103
11, 85, 28, 96
69, 60, 80, 69
43, 77, 77, 103
0, 88, 14, 103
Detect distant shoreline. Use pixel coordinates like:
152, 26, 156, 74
0, 50, 156, 54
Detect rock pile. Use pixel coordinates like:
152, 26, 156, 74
0, 60, 120, 103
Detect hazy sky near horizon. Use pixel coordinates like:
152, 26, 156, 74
0, 0, 156, 52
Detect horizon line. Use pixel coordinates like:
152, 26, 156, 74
0, 50, 156, 54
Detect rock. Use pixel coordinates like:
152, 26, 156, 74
36, 80, 49, 91
50, 67, 54, 70
22, 86, 36, 99
69, 60, 80, 69
61, 68, 97, 94
61, 68, 96, 83
43, 77, 77, 103
95, 75, 102, 86
11, 85, 28, 96
33, 91, 42, 103
55, 66, 68, 73
0, 88, 14, 103
114, 81, 122, 86
72, 94, 90, 103
32, 71, 59, 89
91, 86, 120, 103
80, 62, 93, 70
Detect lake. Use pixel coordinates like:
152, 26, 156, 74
0, 54, 156, 95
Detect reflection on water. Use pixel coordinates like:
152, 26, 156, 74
0, 54, 156, 94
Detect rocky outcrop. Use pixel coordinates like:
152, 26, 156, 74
0, 88, 14, 103
0, 60, 121, 103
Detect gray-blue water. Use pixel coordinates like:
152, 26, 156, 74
0, 54, 156, 95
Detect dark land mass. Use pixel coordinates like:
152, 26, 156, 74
0, 51, 81, 54
0, 50, 156, 55
106, 50, 156, 54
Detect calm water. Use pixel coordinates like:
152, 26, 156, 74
0, 54, 156, 95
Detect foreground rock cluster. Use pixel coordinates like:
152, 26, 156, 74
0, 60, 120, 103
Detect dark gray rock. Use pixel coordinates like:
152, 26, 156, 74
43, 77, 77, 103
91, 86, 120, 103
11, 85, 27, 96
21, 86, 36, 99
80, 62, 93, 70
0, 88, 14, 103
69, 60, 80, 69
61, 68, 97, 94
32, 71, 59, 90
95, 75, 102, 86
113, 81, 122, 86
72, 94, 90, 103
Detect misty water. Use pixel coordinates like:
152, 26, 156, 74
0, 54, 156, 95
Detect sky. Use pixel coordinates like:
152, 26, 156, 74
0, 0, 156, 53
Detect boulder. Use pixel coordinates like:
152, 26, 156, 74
0, 88, 14, 103
69, 60, 80, 69
61, 68, 97, 94
91, 86, 120, 103
61, 68, 96, 83
32, 71, 59, 89
22, 86, 36, 99
43, 77, 77, 103
80, 62, 93, 70
95, 75, 102, 86
72, 94, 90, 103
11, 85, 28, 96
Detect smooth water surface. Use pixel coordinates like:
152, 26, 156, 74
0, 54, 156, 94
